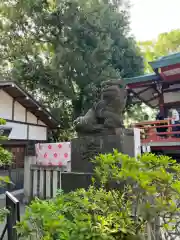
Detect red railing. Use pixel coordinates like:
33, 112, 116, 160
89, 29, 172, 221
134, 119, 180, 143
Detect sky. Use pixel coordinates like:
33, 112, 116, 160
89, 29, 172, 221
130, 0, 180, 41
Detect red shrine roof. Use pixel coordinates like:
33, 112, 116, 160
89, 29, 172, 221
124, 52, 180, 108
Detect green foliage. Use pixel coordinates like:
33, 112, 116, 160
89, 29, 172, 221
94, 151, 180, 238
139, 29, 180, 73
0, 207, 9, 222
17, 187, 143, 240
0, 0, 143, 140
16, 151, 180, 239
0, 147, 12, 167
0, 118, 12, 166
0, 118, 12, 222
0, 118, 6, 125
124, 103, 156, 127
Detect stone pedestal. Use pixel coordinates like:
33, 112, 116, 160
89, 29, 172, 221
71, 128, 134, 173
60, 129, 135, 193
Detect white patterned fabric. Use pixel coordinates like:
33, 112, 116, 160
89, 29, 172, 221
35, 142, 71, 168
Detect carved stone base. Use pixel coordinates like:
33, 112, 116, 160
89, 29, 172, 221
71, 128, 134, 173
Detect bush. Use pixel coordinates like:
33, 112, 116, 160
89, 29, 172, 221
0, 118, 12, 167
0, 118, 12, 222
16, 151, 180, 239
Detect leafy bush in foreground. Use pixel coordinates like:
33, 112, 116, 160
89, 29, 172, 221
17, 151, 180, 239
0, 118, 12, 222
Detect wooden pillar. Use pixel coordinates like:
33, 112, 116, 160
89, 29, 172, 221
158, 84, 165, 116
155, 70, 165, 116
159, 93, 164, 116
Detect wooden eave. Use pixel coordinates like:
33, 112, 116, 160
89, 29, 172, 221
0, 81, 59, 129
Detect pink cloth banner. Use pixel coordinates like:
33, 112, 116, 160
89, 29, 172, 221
35, 142, 71, 167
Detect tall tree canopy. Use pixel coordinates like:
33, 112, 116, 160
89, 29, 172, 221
0, 0, 143, 140
139, 29, 180, 73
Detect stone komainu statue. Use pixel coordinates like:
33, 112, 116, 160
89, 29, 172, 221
74, 79, 127, 135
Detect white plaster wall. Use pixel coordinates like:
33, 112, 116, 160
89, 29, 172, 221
6, 121, 27, 139
164, 92, 180, 103
29, 125, 47, 140
5, 121, 47, 140
37, 120, 46, 126
0, 90, 49, 140
14, 101, 26, 122
27, 111, 37, 124
0, 90, 12, 119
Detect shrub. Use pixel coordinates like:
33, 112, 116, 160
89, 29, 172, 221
0, 118, 12, 167
0, 118, 12, 222
16, 151, 180, 239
